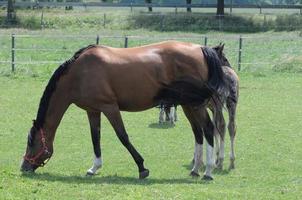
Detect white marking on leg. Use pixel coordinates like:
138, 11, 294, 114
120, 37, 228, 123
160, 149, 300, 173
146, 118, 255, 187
87, 156, 102, 175
159, 107, 165, 123
191, 143, 203, 174
204, 141, 214, 178
169, 106, 175, 124
174, 106, 178, 121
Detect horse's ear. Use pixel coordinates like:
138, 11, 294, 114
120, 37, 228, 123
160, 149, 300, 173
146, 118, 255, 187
220, 43, 225, 52
213, 44, 224, 56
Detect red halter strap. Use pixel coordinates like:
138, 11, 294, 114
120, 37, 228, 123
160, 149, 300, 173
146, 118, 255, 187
23, 129, 52, 167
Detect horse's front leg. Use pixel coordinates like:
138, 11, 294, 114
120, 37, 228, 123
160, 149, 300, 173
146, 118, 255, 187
103, 105, 149, 179
86, 111, 103, 175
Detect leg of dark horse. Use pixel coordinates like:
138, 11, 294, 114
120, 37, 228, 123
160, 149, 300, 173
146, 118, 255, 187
86, 111, 102, 175
214, 108, 226, 170
227, 98, 237, 170
182, 106, 204, 177
103, 105, 149, 179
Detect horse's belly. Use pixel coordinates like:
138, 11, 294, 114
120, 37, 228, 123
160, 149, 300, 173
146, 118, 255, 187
117, 91, 158, 112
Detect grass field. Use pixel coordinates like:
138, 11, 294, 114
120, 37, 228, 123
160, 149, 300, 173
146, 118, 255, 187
0, 7, 302, 199
0, 72, 302, 199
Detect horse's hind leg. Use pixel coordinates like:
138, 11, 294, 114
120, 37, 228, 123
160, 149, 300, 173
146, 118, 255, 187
86, 111, 102, 175
182, 106, 204, 177
103, 105, 149, 179
227, 99, 237, 170
183, 106, 215, 180
203, 110, 216, 180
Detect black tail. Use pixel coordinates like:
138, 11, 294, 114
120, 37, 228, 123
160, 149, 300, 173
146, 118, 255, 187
201, 46, 226, 96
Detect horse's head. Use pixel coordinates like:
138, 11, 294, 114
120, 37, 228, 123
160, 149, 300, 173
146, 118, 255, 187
212, 43, 231, 67
20, 123, 53, 172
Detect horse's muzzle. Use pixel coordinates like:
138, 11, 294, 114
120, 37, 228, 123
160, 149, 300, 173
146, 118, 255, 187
20, 159, 37, 172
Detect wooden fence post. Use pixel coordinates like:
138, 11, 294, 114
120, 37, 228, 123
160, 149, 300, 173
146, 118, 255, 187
103, 14, 106, 28
238, 35, 243, 71
96, 35, 100, 45
124, 36, 128, 48
11, 33, 15, 72
204, 36, 208, 46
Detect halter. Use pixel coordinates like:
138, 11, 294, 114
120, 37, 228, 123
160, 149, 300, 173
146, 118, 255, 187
23, 129, 52, 167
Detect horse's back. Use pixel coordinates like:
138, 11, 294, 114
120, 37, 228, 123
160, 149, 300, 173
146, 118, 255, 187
69, 41, 208, 112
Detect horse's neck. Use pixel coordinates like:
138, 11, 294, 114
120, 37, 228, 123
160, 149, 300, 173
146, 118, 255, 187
43, 80, 71, 142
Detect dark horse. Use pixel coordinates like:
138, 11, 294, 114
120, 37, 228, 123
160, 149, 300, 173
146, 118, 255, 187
21, 41, 227, 180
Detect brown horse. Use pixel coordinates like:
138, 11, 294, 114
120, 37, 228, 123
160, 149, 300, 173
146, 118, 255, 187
20, 41, 228, 180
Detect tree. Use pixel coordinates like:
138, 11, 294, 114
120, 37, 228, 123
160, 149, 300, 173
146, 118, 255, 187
217, 0, 224, 16
7, 0, 16, 23
146, 0, 152, 12
186, 0, 192, 12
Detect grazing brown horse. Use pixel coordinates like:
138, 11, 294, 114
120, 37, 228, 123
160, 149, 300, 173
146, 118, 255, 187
21, 41, 227, 180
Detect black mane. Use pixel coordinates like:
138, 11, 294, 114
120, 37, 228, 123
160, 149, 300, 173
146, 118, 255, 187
33, 44, 97, 130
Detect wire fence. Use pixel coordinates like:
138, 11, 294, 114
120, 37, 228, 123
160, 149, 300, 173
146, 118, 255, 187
0, 33, 301, 75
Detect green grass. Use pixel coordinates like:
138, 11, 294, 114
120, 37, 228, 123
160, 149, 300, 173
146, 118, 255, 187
0, 72, 302, 199
0, 8, 302, 199
1, 7, 302, 32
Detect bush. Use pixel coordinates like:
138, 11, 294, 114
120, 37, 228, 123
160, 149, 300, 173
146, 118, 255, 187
275, 14, 302, 31
273, 55, 302, 73
127, 13, 275, 33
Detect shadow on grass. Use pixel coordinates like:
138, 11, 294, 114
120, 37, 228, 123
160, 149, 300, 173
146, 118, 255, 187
148, 122, 175, 129
21, 172, 213, 185
182, 161, 231, 176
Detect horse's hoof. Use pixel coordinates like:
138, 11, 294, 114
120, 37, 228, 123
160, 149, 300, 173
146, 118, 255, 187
229, 164, 235, 170
190, 171, 200, 177
202, 175, 213, 181
86, 171, 95, 176
139, 169, 149, 179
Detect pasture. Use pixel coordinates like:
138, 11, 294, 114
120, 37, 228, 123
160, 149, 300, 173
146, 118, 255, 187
0, 71, 302, 199
0, 7, 302, 198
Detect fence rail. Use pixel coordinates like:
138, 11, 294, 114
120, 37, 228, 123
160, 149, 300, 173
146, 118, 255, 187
1, 2, 302, 10
1, 33, 301, 74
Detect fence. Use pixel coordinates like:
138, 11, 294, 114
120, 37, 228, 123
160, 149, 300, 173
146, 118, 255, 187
1, 2, 302, 14
0, 33, 301, 74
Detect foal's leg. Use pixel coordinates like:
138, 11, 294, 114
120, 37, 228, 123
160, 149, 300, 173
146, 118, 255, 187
159, 106, 165, 123
174, 106, 178, 121
227, 99, 237, 170
103, 105, 149, 179
86, 111, 102, 175
169, 106, 175, 124
165, 107, 170, 121
214, 108, 226, 170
